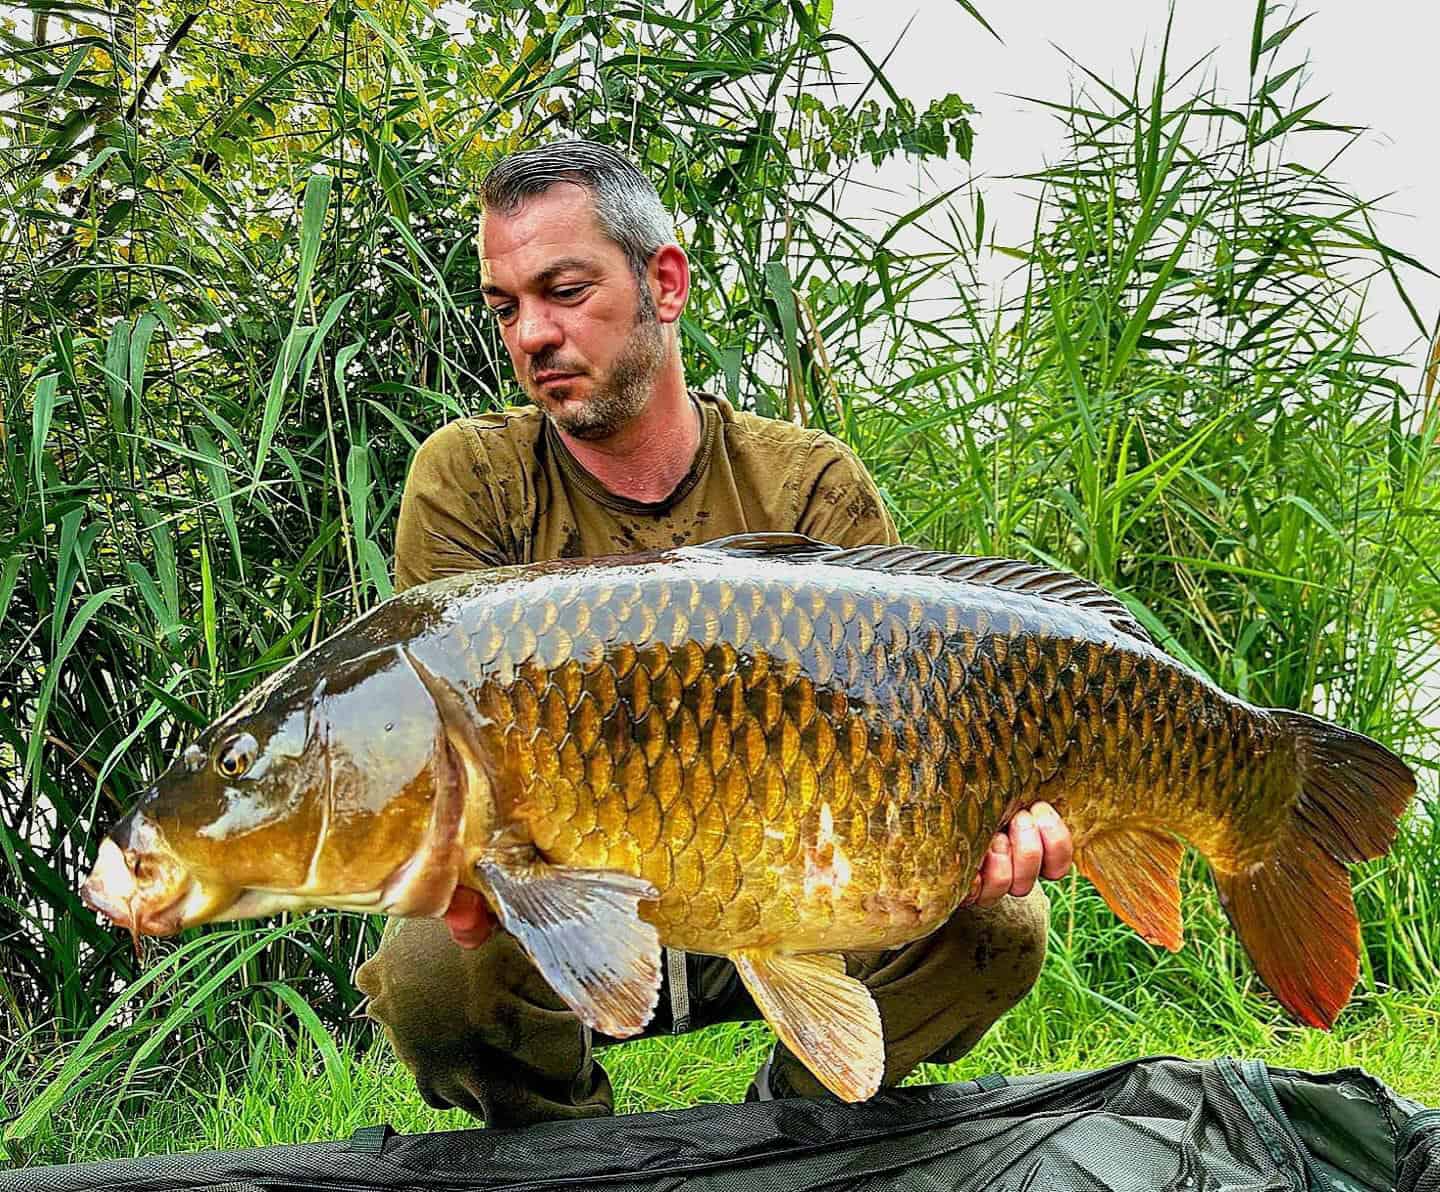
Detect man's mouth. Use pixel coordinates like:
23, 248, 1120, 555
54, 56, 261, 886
535, 371, 582, 386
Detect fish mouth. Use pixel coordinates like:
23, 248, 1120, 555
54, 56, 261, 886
80, 836, 208, 937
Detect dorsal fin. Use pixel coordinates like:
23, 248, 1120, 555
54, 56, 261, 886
693, 532, 1155, 646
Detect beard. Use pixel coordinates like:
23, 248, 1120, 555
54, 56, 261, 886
530, 286, 666, 442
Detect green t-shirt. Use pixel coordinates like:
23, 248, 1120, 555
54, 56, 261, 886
394, 391, 897, 590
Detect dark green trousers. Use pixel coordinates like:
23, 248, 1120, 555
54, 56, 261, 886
355, 889, 1048, 1129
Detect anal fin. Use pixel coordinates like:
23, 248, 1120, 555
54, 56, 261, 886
1075, 825, 1185, 950
731, 949, 883, 1103
476, 855, 662, 1038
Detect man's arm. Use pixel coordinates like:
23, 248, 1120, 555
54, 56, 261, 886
793, 436, 1074, 910
793, 437, 901, 549
395, 422, 519, 948
394, 421, 517, 593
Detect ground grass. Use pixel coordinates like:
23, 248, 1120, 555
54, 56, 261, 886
3, 967, 1436, 1167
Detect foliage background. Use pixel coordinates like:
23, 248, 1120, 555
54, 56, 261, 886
0, 0, 1437, 1156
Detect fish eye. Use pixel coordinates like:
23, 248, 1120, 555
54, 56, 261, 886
215, 732, 259, 780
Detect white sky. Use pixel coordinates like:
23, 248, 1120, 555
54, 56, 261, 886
830, 0, 1440, 395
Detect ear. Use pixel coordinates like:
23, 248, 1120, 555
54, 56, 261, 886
649, 243, 689, 324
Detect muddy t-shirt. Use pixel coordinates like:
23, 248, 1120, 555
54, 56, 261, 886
393, 391, 898, 590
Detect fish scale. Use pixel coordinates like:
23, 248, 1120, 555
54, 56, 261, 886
463, 571, 1101, 952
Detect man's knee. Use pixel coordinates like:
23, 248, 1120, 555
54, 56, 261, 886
966, 883, 1050, 1006
354, 916, 609, 1124
918, 885, 1049, 1066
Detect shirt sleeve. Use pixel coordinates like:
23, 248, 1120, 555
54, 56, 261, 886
793, 436, 900, 549
393, 421, 517, 592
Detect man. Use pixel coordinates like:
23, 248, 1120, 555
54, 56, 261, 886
355, 139, 1074, 1128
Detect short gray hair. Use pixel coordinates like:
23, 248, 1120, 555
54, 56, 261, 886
479, 139, 676, 280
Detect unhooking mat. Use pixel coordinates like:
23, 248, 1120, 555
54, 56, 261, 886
1, 1056, 1437, 1190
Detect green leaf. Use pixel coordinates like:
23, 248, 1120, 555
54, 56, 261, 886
346, 443, 370, 547
30, 372, 59, 514
375, 143, 411, 226
200, 536, 218, 686
140, 676, 209, 730
75, 144, 120, 183
1249, 0, 1267, 78
22, 587, 122, 792
52, 507, 87, 654
1277, 493, 1342, 542
191, 427, 244, 576
1388, 396, 1406, 496
55, 45, 91, 95
0, 554, 24, 635
294, 172, 332, 318
138, 505, 179, 631
764, 260, 804, 408
252, 326, 315, 487
251, 174, 333, 492
127, 311, 159, 405
1260, 12, 1313, 56
103, 318, 131, 425
94, 673, 187, 797
292, 293, 354, 414
126, 561, 179, 644
359, 540, 394, 603
943, 0, 1001, 43
264, 982, 352, 1102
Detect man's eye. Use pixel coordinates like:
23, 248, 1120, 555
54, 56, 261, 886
553, 285, 588, 300
488, 305, 515, 322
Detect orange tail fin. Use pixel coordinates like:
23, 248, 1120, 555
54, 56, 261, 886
1073, 709, 1413, 1029
1211, 710, 1413, 1028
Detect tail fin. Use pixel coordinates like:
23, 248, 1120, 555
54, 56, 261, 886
1212, 710, 1414, 1028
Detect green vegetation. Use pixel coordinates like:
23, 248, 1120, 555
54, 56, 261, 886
2, 0, 1436, 1165
5, 978, 1440, 1165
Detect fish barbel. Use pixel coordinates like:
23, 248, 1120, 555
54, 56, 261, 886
80, 534, 1415, 1100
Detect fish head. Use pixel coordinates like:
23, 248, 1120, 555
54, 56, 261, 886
82, 636, 481, 936
80, 663, 333, 935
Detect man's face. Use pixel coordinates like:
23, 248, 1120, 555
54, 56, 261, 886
480, 183, 665, 441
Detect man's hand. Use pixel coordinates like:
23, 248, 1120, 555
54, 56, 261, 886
962, 802, 1073, 909
444, 886, 497, 949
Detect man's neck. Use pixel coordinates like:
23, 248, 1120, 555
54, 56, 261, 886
556, 366, 701, 504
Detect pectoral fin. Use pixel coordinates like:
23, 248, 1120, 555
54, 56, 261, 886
476, 854, 662, 1038
731, 949, 884, 1102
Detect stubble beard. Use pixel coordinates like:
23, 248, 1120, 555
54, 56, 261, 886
535, 286, 666, 443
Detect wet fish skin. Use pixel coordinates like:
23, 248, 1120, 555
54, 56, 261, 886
430, 547, 1284, 957
81, 534, 1416, 1101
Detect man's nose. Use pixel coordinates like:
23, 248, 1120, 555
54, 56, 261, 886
514, 302, 563, 356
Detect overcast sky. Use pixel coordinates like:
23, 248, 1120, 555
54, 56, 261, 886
829, 0, 1439, 396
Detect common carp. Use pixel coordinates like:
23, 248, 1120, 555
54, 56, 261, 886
81, 534, 1415, 1101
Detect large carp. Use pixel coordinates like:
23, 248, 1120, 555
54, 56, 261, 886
81, 534, 1415, 1101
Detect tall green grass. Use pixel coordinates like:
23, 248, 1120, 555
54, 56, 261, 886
0, 0, 985, 1037
1, 0, 1436, 1162
6, 982, 1440, 1164
838, 7, 1440, 1001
